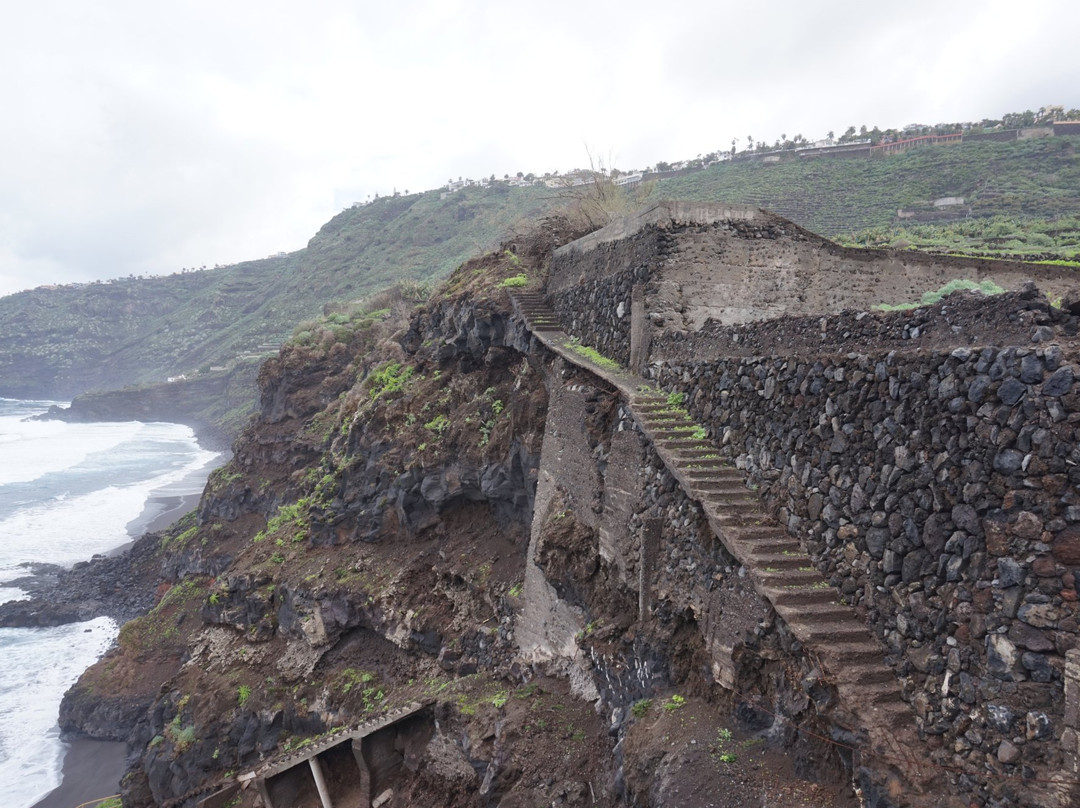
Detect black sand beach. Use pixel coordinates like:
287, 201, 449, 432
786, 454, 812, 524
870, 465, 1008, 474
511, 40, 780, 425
30, 739, 126, 808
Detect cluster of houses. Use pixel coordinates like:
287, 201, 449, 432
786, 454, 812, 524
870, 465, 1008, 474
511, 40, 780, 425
361, 116, 1080, 208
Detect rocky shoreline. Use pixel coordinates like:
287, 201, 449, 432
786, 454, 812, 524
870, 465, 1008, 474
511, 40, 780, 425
0, 490, 206, 630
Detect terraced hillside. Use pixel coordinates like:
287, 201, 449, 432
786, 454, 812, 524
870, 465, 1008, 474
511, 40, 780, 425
652, 137, 1080, 238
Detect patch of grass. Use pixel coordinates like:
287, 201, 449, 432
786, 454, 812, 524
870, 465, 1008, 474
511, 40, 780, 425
568, 340, 621, 371
118, 577, 206, 653
367, 361, 416, 400
497, 274, 529, 288
162, 524, 198, 551
237, 685, 252, 707
424, 413, 450, 437
339, 669, 386, 713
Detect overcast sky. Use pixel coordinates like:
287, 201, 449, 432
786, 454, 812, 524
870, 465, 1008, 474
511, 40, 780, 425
0, 0, 1076, 297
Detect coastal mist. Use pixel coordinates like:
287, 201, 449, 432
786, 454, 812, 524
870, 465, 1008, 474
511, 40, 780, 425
0, 398, 218, 808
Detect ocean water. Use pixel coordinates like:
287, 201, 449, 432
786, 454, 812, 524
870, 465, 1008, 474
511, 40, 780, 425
0, 398, 220, 808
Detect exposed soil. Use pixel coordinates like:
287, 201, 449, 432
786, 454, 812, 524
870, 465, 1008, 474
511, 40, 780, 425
622, 696, 858, 808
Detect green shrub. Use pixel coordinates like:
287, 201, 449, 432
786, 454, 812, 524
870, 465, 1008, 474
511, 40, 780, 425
424, 414, 450, 437
631, 698, 653, 718
497, 274, 528, 288
875, 278, 1005, 311
237, 685, 252, 707
663, 694, 686, 712
367, 361, 416, 399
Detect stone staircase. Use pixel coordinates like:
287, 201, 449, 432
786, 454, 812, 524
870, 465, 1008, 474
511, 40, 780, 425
508, 289, 938, 800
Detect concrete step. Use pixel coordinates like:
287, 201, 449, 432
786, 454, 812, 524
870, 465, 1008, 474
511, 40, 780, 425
766, 585, 839, 607
658, 438, 711, 450
856, 679, 905, 706
823, 642, 888, 666
652, 429, 705, 441
756, 568, 824, 587
857, 699, 916, 730
704, 495, 759, 509
684, 464, 743, 476
796, 623, 871, 645
845, 665, 897, 686
638, 410, 690, 420
692, 481, 753, 495
671, 449, 722, 462
683, 467, 739, 479
748, 552, 815, 570
727, 525, 790, 542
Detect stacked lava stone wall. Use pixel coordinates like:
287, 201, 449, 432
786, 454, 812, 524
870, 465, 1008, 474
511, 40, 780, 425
650, 343, 1080, 802
546, 226, 673, 365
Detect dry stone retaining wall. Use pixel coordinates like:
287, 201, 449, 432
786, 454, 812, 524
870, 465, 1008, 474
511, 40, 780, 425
649, 341, 1080, 804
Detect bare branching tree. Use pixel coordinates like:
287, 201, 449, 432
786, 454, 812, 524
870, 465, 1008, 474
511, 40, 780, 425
548, 146, 656, 233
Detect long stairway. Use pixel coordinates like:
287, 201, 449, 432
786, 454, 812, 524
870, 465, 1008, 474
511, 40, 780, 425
509, 289, 937, 798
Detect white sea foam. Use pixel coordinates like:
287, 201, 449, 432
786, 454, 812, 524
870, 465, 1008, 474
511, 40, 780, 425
0, 417, 144, 487
0, 400, 221, 807
0, 616, 118, 808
